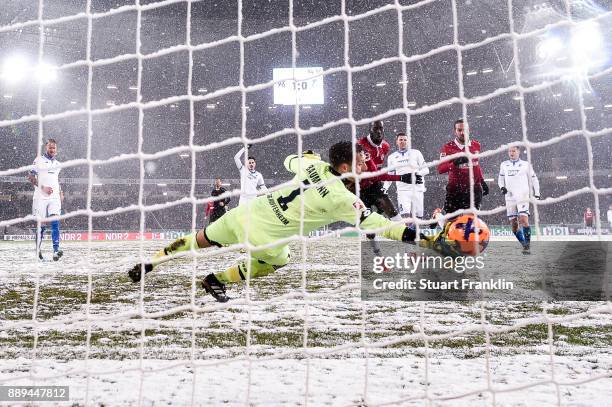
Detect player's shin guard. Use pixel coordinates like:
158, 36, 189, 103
50, 220, 60, 252
215, 259, 284, 284
523, 226, 531, 245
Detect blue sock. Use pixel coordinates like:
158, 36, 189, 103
514, 228, 525, 245
523, 226, 531, 245
51, 220, 60, 252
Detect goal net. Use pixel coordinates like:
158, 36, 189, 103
0, 0, 610, 405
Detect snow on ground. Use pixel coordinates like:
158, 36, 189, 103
0, 237, 610, 406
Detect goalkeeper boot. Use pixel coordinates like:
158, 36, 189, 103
202, 273, 229, 303
53, 250, 63, 261
128, 262, 154, 283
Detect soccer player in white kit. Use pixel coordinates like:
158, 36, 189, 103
498, 146, 540, 254
27, 138, 64, 261
234, 145, 267, 206
383, 133, 429, 219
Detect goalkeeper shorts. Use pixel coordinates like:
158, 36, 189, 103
204, 206, 290, 267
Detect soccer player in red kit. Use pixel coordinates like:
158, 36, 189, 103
438, 119, 489, 216
357, 120, 421, 219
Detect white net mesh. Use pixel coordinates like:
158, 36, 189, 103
0, 0, 611, 405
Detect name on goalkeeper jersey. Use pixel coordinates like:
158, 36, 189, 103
306, 165, 329, 198
267, 195, 290, 225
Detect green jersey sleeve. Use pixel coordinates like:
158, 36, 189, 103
331, 188, 406, 242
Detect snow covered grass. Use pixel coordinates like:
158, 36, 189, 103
0, 238, 610, 405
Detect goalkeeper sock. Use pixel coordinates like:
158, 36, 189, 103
216, 260, 280, 284
523, 226, 531, 245
153, 232, 199, 267
514, 228, 525, 245
51, 220, 60, 252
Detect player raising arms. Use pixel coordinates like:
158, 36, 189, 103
128, 142, 421, 302
498, 146, 540, 254
234, 145, 267, 206
27, 138, 64, 261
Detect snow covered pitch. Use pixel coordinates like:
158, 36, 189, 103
0, 237, 611, 406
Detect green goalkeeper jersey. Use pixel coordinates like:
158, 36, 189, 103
241, 154, 406, 244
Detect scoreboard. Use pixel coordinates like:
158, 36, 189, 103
273, 67, 324, 105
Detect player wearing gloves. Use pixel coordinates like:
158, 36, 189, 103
438, 119, 488, 217
383, 133, 429, 219
128, 142, 421, 302
498, 146, 540, 254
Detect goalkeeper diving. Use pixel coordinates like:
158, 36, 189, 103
128, 141, 452, 302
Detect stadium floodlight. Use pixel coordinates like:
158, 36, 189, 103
570, 22, 602, 55
35, 62, 58, 84
536, 37, 563, 60
1, 55, 29, 84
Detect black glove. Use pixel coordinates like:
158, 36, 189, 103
500, 187, 508, 195
481, 180, 489, 196
534, 195, 540, 200
453, 156, 469, 166
246, 144, 253, 150
400, 173, 423, 184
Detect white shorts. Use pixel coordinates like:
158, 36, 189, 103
506, 199, 529, 218
32, 198, 61, 219
397, 190, 424, 218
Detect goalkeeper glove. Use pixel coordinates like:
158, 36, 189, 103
481, 180, 489, 196
534, 195, 540, 200
400, 173, 423, 184
453, 156, 469, 166
500, 187, 508, 195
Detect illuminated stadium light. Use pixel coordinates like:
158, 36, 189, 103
605, 104, 612, 108
556, 175, 568, 180
70, 100, 77, 104
570, 22, 602, 56
206, 104, 216, 109
563, 108, 574, 112
481, 68, 494, 73
584, 106, 594, 110
466, 70, 478, 76
157, 183, 167, 187
3, 94, 12, 99
375, 82, 386, 87
198, 88, 207, 93
536, 37, 563, 60
106, 84, 117, 89
35, 62, 57, 84
1, 55, 28, 84
179, 153, 190, 158
129, 85, 138, 90
106, 101, 115, 106
484, 178, 494, 182
407, 101, 416, 107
